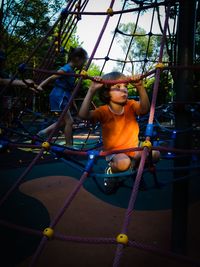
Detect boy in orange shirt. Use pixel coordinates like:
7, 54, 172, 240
79, 71, 151, 173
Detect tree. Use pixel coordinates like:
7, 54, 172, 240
115, 22, 162, 74
0, 0, 91, 114
1, 0, 67, 74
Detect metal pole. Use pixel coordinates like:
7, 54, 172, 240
171, 0, 196, 254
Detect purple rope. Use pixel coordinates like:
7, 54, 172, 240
8, 143, 42, 149
29, 237, 48, 267
112, 4, 171, 267
113, 244, 125, 267
6, 142, 200, 158
26, 67, 156, 83
148, 4, 170, 124
29, 156, 95, 267
122, 6, 141, 73
101, 0, 127, 73
55, 233, 116, 245
128, 240, 200, 267
35, 0, 79, 83
123, 149, 148, 234
54, 1, 170, 16
51, 171, 90, 227
113, 149, 148, 267
42, 0, 116, 146
30, 22, 141, 255
3, 2, 192, 267
1, 218, 199, 266
0, 219, 42, 237
0, 148, 45, 207
152, 146, 200, 154
85, 0, 116, 67
0, 0, 74, 97
0, 0, 114, 212
0, 218, 116, 244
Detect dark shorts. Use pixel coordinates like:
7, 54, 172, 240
49, 87, 70, 112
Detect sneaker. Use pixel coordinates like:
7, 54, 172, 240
104, 166, 119, 194
105, 166, 113, 174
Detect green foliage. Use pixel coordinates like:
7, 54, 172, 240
0, 0, 90, 113
1, 0, 67, 74
115, 22, 162, 74
115, 21, 173, 104
78, 63, 102, 106
11, 0, 50, 39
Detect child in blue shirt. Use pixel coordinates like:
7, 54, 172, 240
37, 47, 88, 145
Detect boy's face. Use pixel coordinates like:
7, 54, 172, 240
74, 57, 87, 70
109, 82, 128, 105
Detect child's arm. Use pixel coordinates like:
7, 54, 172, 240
78, 77, 102, 120
132, 75, 150, 114
37, 70, 64, 91
0, 78, 37, 92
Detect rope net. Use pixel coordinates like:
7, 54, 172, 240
0, 0, 200, 266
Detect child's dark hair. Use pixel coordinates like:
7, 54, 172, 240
99, 71, 126, 104
67, 47, 88, 62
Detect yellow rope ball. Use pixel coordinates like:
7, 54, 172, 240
43, 227, 54, 239
41, 141, 50, 150
107, 8, 114, 16
116, 234, 129, 245
155, 62, 164, 69
80, 70, 88, 77
54, 32, 59, 37
142, 140, 152, 149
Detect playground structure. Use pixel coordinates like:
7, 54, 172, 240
0, 0, 200, 266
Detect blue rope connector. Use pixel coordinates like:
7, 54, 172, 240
51, 146, 66, 158
61, 8, 69, 17
104, 56, 110, 61
145, 123, 154, 137
171, 130, 177, 139
60, 47, 65, 54
18, 63, 26, 73
0, 140, 9, 152
85, 150, 100, 172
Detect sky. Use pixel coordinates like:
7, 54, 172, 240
76, 0, 175, 73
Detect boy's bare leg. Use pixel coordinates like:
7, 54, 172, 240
152, 150, 160, 163
63, 110, 74, 146
110, 153, 131, 173
132, 149, 160, 169
38, 120, 64, 137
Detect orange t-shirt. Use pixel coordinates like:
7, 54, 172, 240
91, 100, 141, 157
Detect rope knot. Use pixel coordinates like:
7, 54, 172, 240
18, 63, 26, 73
155, 62, 164, 69
141, 140, 152, 150
53, 32, 59, 37
116, 234, 129, 245
80, 70, 88, 77
41, 141, 51, 150
43, 227, 54, 239
107, 8, 114, 16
